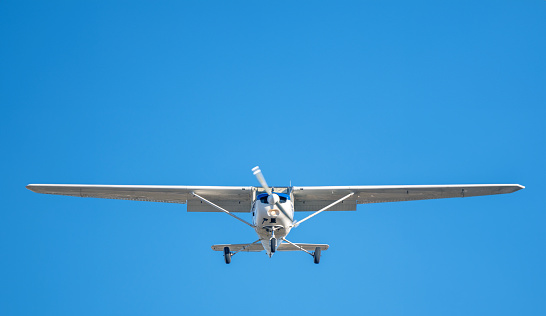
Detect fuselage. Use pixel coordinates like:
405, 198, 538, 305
251, 192, 294, 256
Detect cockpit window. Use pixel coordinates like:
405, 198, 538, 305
260, 196, 288, 203
257, 193, 290, 204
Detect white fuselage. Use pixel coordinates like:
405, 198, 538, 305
251, 194, 294, 256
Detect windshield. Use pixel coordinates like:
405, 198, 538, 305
257, 193, 289, 203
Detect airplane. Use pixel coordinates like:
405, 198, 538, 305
26, 166, 524, 264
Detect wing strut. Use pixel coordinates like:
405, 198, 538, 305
293, 192, 355, 227
191, 192, 254, 228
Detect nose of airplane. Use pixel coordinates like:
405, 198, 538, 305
267, 193, 279, 205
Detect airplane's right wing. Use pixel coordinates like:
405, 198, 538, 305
26, 184, 253, 212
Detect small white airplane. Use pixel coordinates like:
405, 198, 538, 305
26, 166, 524, 264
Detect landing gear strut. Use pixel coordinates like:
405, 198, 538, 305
281, 238, 323, 264
224, 247, 231, 264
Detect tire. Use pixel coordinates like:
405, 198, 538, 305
224, 247, 231, 264
313, 247, 321, 264
270, 238, 276, 253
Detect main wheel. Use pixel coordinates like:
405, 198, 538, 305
270, 238, 277, 253
313, 247, 321, 264
224, 247, 231, 264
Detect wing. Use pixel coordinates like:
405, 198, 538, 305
292, 184, 524, 212
26, 184, 253, 212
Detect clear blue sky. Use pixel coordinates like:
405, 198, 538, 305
1, 1, 544, 315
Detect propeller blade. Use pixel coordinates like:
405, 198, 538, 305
252, 166, 271, 195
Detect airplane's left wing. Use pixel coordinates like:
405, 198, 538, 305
292, 184, 524, 212
26, 184, 253, 212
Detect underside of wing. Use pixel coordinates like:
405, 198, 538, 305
292, 184, 524, 211
26, 184, 253, 212
27, 183, 524, 213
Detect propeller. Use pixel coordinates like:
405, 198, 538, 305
252, 166, 293, 222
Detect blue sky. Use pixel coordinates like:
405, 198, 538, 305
1, 1, 544, 315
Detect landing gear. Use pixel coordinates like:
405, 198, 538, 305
224, 247, 231, 264
270, 237, 277, 253
313, 247, 321, 264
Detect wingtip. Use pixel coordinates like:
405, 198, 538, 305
26, 184, 47, 192
26, 184, 42, 193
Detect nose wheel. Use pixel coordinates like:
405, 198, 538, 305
270, 237, 277, 253
268, 227, 278, 253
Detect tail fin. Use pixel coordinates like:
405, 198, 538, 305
211, 243, 264, 252
277, 243, 329, 251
